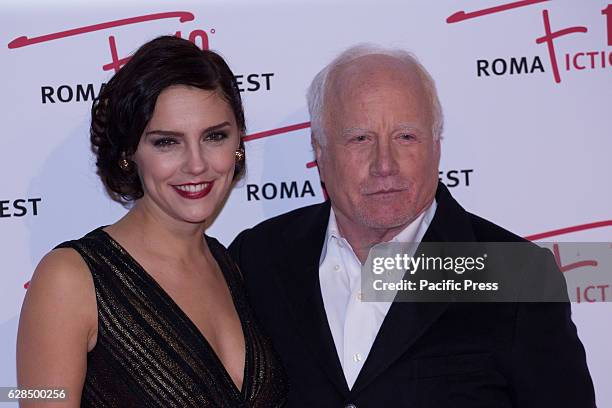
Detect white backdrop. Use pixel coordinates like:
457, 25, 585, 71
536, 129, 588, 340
2, 0, 611, 405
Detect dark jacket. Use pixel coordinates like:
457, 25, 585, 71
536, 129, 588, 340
229, 183, 595, 408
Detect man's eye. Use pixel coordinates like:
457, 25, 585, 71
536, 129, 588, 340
153, 138, 177, 147
205, 132, 228, 142
354, 135, 368, 142
399, 133, 416, 141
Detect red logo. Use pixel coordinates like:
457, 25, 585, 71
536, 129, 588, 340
447, 0, 612, 83
8, 11, 213, 73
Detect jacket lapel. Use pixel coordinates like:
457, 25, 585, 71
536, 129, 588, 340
351, 183, 476, 394
276, 201, 350, 396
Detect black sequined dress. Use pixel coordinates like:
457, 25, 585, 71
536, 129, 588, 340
57, 227, 287, 407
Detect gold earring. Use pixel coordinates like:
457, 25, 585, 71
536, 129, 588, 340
235, 148, 245, 161
119, 158, 130, 171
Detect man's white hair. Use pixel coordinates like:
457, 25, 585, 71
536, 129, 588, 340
306, 44, 444, 145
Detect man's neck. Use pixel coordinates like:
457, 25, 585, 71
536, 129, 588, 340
332, 204, 430, 264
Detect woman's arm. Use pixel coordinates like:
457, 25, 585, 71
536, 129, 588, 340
16, 248, 98, 408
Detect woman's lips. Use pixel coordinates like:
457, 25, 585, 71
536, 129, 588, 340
172, 181, 214, 199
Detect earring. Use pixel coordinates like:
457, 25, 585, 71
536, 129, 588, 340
119, 158, 131, 171
235, 148, 245, 161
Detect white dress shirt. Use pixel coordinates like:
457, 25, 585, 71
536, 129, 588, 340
319, 200, 437, 389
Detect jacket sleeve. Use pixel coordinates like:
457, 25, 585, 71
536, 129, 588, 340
509, 250, 596, 407
228, 228, 251, 278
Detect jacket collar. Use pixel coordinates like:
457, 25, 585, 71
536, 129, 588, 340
278, 182, 475, 396
278, 201, 351, 394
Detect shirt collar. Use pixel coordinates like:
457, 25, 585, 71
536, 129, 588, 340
390, 199, 437, 243
320, 199, 438, 263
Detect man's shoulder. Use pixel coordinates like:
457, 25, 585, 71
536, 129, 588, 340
233, 201, 329, 244
464, 211, 555, 267
258, 201, 326, 228
466, 212, 527, 243
433, 183, 529, 245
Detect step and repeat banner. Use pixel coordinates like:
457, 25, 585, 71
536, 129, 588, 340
1, 0, 611, 405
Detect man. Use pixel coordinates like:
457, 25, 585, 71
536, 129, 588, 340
229, 45, 595, 407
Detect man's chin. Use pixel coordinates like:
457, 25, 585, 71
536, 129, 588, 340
356, 210, 417, 231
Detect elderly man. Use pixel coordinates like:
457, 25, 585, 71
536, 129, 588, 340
229, 45, 595, 407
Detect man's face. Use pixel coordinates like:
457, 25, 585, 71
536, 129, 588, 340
314, 56, 440, 234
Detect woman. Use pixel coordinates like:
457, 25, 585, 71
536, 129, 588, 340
17, 36, 287, 407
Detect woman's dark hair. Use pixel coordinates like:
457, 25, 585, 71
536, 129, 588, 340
90, 35, 246, 204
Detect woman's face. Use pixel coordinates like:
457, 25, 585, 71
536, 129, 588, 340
132, 85, 240, 225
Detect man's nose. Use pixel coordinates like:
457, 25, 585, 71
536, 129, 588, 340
183, 145, 209, 175
370, 138, 399, 177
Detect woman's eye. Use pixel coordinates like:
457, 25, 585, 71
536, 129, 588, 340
205, 131, 228, 142
153, 138, 178, 147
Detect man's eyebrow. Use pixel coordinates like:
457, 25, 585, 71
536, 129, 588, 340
395, 123, 422, 131
342, 127, 371, 135
341, 123, 422, 135
145, 121, 231, 137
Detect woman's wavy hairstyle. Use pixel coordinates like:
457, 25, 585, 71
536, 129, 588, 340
90, 35, 246, 204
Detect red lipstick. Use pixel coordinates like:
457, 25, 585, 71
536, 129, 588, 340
172, 181, 214, 199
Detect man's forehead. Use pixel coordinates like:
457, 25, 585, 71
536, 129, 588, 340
325, 55, 427, 109
329, 54, 420, 90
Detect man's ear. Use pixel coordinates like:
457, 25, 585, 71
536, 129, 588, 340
311, 132, 325, 181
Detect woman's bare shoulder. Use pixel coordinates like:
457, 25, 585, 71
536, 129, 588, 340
17, 247, 98, 404
30, 247, 93, 292
21, 247, 98, 348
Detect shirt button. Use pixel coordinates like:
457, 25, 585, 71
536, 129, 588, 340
334, 264, 341, 271
353, 353, 362, 362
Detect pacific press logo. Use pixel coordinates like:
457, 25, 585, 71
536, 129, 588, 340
447, 0, 612, 83
7, 11, 275, 104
